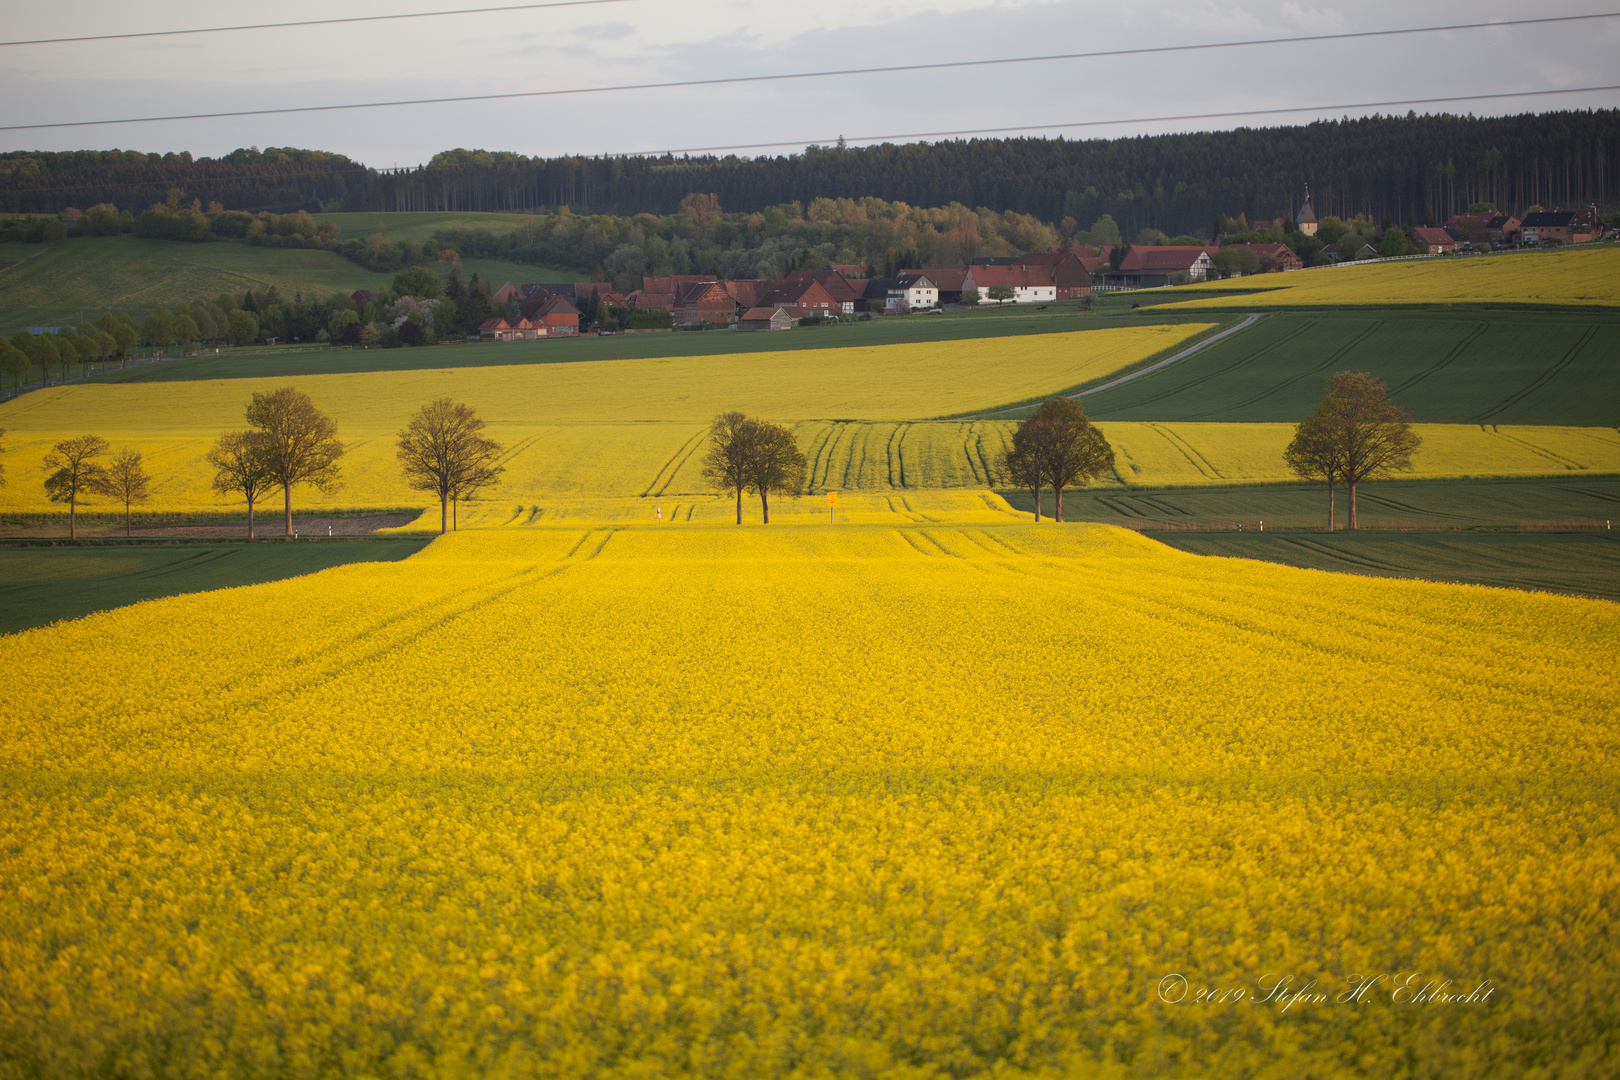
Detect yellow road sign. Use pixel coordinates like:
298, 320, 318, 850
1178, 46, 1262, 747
827, 491, 838, 507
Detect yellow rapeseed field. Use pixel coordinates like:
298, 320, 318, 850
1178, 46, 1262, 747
1165, 245, 1620, 308
2, 520, 1616, 1076
2, 415, 1613, 513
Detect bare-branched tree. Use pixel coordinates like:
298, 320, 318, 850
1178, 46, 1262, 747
245, 387, 345, 537
42, 434, 109, 541
207, 431, 277, 539
397, 397, 505, 534
89, 448, 152, 536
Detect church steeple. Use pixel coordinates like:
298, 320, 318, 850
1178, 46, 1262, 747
1297, 185, 1319, 235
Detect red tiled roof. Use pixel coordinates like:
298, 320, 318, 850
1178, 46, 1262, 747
741, 306, 790, 321
784, 270, 859, 302
478, 317, 511, 331
1413, 227, 1455, 246
725, 280, 770, 307
920, 267, 967, 291
1116, 246, 1212, 272
969, 265, 1047, 288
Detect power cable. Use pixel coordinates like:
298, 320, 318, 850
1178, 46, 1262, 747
0, 0, 640, 48
0, 13, 1615, 131
621, 85, 1620, 157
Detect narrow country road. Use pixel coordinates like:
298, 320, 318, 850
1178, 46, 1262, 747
959, 311, 1266, 420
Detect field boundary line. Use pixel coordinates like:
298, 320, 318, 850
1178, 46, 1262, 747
952, 313, 1264, 420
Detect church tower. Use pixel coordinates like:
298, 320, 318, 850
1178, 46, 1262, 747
1297, 185, 1319, 236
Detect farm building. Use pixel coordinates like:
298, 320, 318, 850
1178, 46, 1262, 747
738, 307, 794, 331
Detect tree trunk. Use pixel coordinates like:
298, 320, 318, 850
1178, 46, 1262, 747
760, 485, 770, 524
1032, 484, 1043, 522
69, 491, 76, 541
1349, 481, 1358, 529
440, 495, 448, 535
247, 495, 255, 540
1054, 484, 1064, 523
735, 484, 742, 525
1328, 482, 1336, 531
125, 501, 131, 537
284, 484, 293, 537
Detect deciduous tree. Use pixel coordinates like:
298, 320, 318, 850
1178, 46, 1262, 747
702, 411, 757, 525
244, 387, 345, 537
89, 448, 152, 536
396, 397, 505, 534
999, 440, 1045, 522
743, 421, 806, 524
1006, 397, 1114, 522
1287, 372, 1421, 529
42, 434, 109, 540
207, 430, 276, 539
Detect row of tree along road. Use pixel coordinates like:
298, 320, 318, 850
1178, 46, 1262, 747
1, 373, 1416, 538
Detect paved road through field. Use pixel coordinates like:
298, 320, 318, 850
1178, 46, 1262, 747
960, 311, 1266, 419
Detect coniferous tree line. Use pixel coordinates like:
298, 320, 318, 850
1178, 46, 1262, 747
2, 111, 1615, 237
0, 147, 365, 216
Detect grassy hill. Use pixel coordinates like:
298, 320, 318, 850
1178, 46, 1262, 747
312, 211, 545, 244
1086, 309, 1620, 425
0, 235, 579, 337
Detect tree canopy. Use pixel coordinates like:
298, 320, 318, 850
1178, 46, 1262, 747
1001, 398, 1114, 522
244, 388, 344, 537
42, 434, 109, 541
396, 398, 505, 534
1286, 372, 1421, 530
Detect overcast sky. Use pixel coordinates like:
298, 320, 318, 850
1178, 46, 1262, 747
2, 0, 1617, 166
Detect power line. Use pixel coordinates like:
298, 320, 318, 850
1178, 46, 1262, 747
619, 85, 1620, 158
0, 0, 640, 48
0, 87, 1612, 193
1, 12, 1615, 132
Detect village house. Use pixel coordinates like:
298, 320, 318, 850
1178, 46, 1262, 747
738, 306, 794, 331
890, 272, 939, 309
919, 266, 968, 304
350, 289, 374, 309
1102, 246, 1215, 288
758, 278, 841, 319
724, 279, 771, 310
1223, 242, 1303, 271
1520, 210, 1589, 245
1412, 227, 1459, 255
492, 282, 522, 305
783, 269, 862, 314
673, 281, 736, 324
478, 317, 516, 342
970, 251, 1094, 299
529, 295, 580, 335
961, 265, 1055, 304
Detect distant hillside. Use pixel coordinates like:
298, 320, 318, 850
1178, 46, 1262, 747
3, 110, 1616, 239
0, 236, 566, 336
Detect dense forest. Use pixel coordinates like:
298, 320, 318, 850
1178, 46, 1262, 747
1, 110, 1616, 238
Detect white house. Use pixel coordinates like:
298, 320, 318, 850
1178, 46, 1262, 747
889, 272, 939, 309
962, 265, 1058, 304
